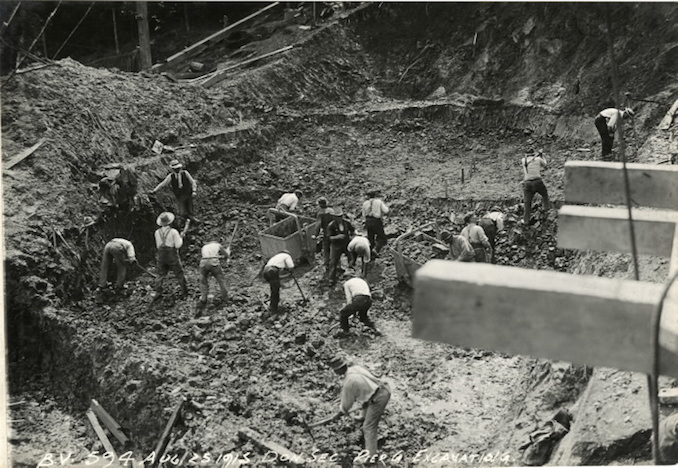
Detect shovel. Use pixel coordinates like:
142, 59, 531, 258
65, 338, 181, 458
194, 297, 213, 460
299, 415, 316, 443
134, 261, 158, 278
289, 271, 308, 304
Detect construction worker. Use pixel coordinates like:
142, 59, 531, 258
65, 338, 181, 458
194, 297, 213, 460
362, 189, 389, 256
594, 107, 634, 160
660, 413, 678, 463
327, 207, 355, 286
263, 250, 294, 313
521, 150, 550, 225
197, 240, 231, 312
441, 230, 475, 262
276, 190, 303, 212
347, 235, 371, 277
314, 197, 335, 277
151, 160, 198, 226
479, 206, 505, 263
97, 238, 136, 299
336, 276, 380, 337
153, 212, 189, 302
309, 355, 391, 463
461, 212, 492, 263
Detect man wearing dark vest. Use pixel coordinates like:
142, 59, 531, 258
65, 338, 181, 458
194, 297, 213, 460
314, 197, 335, 278
151, 160, 198, 225
327, 207, 355, 286
153, 212, 189, 302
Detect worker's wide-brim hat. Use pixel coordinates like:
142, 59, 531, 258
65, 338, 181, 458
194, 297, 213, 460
317, 196, 328, 206
156, 211, 175, 226
329, 355, 348, 371
169, 159, 182, 169
463, 211, 476, 224
490, 205, 502, 213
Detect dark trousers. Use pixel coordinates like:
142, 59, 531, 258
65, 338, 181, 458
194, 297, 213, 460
339, 295, 374, 331
322, 236, 331, 272
199, 260, 228, 302
263, 265, 281, 312
175, 194, 196, 221
470, 243, 488, 263
595, 115, 614, 160
365, 217, 387, 253
523, 178, 550, 224
99, 242, 127, 288
478, 219, 497, 263
155, 247, 188, 295
329, 243, 350, 284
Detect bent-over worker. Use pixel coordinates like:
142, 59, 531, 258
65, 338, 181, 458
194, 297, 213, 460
153, 212, 189, 301
263, 250, 294, 314
441, 230, 475, 262
461, 212, 492, 263
594, 107, 634, 160
347, 235, 371, 277
98, 238, 136, 291
479, 206, 504, 263
197, 240, 230, 311
337, 277, 380, 337
309, 356, 391, 462
276, 190, 303, 212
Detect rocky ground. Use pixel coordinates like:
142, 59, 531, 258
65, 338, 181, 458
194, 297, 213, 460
4, 3, 678, 467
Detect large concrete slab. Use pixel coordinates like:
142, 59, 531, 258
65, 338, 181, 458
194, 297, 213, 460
564, 161, 678, 210
412, 260, 678, 376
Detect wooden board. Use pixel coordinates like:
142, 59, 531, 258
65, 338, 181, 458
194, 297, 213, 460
153, 2, 280, 70
152, 400, 184, 466
564, 161, 678, 209
202, 45, 293, 88
238, 427, 305, 466
86, 409, 117, 456
90, 399, 129, 445
412, 260, 678, 376
4, 139, 46, 169
557, 205, 678, 257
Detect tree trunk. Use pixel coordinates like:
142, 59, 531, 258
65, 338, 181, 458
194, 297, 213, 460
136, 2, 152, 70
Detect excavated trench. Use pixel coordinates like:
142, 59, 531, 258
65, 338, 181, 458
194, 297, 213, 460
9, 101, 619, 467
8, 2, 676, 465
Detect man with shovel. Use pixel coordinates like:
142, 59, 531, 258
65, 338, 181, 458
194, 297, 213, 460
96, 237, 137, 302
309, 355, 391, 463
263, 250, 295, 314
197, 240, 231, 312
336, 276, 380, 338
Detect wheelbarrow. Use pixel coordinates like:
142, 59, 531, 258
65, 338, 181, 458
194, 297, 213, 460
259, 209, 319, 266
390, 221, 445, 287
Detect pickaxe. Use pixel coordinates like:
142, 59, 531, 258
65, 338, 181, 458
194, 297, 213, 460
289, 270, 308, 304
134, 261, 157, 278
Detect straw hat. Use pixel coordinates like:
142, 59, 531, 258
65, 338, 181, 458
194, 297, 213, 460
169, 160, 182, 169
329, 355, 348, 372
156, 212, 175, 226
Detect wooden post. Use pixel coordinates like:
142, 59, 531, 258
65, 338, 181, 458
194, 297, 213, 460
183, 3, 190, 33
112, 7, 120, 55
136, 2, 152, 70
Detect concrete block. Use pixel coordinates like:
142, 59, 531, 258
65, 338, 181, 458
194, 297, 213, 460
412, 260, 678, 376
564, 161, 678, 210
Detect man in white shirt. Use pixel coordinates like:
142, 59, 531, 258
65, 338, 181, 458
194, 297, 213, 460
461, 212, 493, 263
347, 235, 371, 277
309, 355, 391, 462
197, 240, 231, 312
337, 277, 380, 336
521, 150, 550, 225
276, 190, 303, 212
361, 189, 389, 256
594, 107, 634, 160
479, 206, 505, 263
263, 250, 294, 313
153, 212, 188, 302
98, 238, 136, 294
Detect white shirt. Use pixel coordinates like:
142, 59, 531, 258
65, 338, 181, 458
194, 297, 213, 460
340, 365, 381, 414
522, 155, 547, 181
461, 224, 490, 246
154, 227, 183, 249
276, 193, 299, 211
362, 198, 389, 218
344, 277, 371, 304
348, 236, 371, 262
266, 252, 294, 269
599, 108, 623, 132
483, 211, 505, 231
110, 238, 136, 260
201, 242, 228, 258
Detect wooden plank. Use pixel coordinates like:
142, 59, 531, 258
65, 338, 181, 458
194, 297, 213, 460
153, 2, 280, 70
564, 161, 678, 209
670, 228, 678, 277
90, 399, 129, 445
557, 205, 678, 257
4, 139, 47, 169
152, 400, 183, 467
202, 45, 294, 88
411, 260, 678, 376
86, 409, 117, 457
238, 427, 305, 466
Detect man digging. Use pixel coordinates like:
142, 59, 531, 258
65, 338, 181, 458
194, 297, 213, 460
96, 237, 137, 303
310, 355, 391, 465
335, 276, 381, 338
197, 239, 230, 314
153, 212, 189, 304
263, 250, 295, 314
